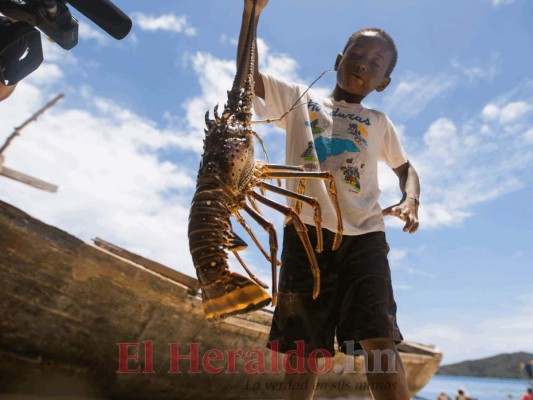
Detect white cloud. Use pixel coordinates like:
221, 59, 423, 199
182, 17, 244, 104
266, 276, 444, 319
482, 101, 533, 124
132, 13, 197, 36
382, 73, 457, 119
490, 0, 518, 6
177, 52, 236, 152
174, 40, 302, 152
404, 295, 533, 364
25, 63, 64, 87
524, 127, 533, 143
393, 283, 412, 291
379, 90, 533, 229
78, 21, 109, 45
40, 39, 78, 65
0, 60, 196, 275
389, 248, 408, 266
257, 38, 300, 84
451, 53, 500, 82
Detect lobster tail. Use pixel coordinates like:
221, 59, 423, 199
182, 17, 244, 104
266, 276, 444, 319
200, 271, 271, 322
188, 184, 271, 321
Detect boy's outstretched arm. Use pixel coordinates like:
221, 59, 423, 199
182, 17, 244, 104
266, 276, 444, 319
382, 161, 420, 234
238, 0, 268, 99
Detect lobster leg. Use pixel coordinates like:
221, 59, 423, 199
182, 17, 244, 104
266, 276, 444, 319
294, 179, 308, 215
241, 203, 280, 305
248, 194, 263, 215
232, 251, 269, 289
258, 167, 343, 251
234, 210, 281, 266
249, 191, 321, 301
256, 181, 324, 253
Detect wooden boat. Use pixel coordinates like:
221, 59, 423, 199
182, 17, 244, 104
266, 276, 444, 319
0, 200, 442, 399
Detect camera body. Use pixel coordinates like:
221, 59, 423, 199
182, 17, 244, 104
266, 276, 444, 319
0, 0, 131, 85
0, 15, 44, 85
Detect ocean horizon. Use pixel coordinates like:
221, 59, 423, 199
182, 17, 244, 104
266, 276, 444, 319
415, 374, 532, 400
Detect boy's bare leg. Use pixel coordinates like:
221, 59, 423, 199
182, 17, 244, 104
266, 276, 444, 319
283, 354, 318, 400
360, 339, 410, 400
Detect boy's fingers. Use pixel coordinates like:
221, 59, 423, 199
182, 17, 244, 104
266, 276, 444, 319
406, 221, 419, 234
383, 205, 404, 217
383, 204, 419, 233
404, 218, 419, 234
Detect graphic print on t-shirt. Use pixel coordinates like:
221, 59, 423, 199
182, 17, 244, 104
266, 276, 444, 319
306, 112, 360, 163
304, 103, 371, 193
337, 123, 369, 192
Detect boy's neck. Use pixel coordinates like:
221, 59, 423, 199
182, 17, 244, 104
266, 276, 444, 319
331, 85, 366, 104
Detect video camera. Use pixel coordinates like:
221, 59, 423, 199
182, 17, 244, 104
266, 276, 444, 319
0, 0, 132, 86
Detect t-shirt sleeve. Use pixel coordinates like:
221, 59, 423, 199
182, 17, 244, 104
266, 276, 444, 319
252, 74, 299, 130
378, 114, 409, 169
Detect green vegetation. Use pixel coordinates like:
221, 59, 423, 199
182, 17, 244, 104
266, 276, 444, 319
438, 352, 533, 379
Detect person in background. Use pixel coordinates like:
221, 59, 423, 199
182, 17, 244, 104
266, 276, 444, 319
522, 388, 533, 400
438, 392, 451, 400
456, 388, 471, 400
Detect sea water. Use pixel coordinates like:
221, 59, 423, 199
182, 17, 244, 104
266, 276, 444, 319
311, 374, 531, 400
414, 374, 532, 400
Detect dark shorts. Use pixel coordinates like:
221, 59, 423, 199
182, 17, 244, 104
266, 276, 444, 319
267, 223, 403, 356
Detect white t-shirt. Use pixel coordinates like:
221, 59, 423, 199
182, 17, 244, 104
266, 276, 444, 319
253, 74, 408, 235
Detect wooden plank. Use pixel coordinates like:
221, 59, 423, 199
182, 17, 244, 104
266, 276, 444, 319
0, 165, 58, 192
92, 237, 199, 293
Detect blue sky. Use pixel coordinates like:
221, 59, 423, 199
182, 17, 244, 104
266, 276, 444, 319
0, 0, 531, 365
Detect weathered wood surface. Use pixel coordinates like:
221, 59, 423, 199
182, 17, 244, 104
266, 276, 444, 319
0, 165, 58, 192
93, 237, 199, 293
0, 200, 442, 399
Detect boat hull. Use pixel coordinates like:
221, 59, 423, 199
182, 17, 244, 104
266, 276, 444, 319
0, 200, 441, 399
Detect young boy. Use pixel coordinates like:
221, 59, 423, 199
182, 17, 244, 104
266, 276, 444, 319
238, 1, 420, 399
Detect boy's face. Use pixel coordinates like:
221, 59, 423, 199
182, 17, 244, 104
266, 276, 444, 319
335, 32, 393, 99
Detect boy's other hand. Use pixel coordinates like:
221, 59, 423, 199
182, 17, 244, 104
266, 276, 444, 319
382, 198, 419, 234
0, 82, 17, 102
244, 0, 268, 15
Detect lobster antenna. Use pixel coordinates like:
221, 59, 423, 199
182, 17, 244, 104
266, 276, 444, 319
252, 69, 334, 125
228, 0, 257, 111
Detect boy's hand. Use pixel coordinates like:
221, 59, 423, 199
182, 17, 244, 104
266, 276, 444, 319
244, 0, 268, 15
382, 197, 419, 234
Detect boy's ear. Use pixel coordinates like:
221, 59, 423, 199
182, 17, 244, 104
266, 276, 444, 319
376, 76, 391, 92
334, 53, 343, 71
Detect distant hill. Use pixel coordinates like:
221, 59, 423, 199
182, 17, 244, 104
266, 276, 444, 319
438, 352, 533, 379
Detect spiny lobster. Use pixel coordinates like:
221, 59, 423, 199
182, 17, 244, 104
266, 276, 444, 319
188, 0, 343, 322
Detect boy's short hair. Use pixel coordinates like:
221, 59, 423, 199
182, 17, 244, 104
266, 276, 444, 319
342, 28, 398, 77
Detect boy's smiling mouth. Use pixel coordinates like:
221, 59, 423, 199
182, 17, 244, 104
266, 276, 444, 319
352, 73, 364, 84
